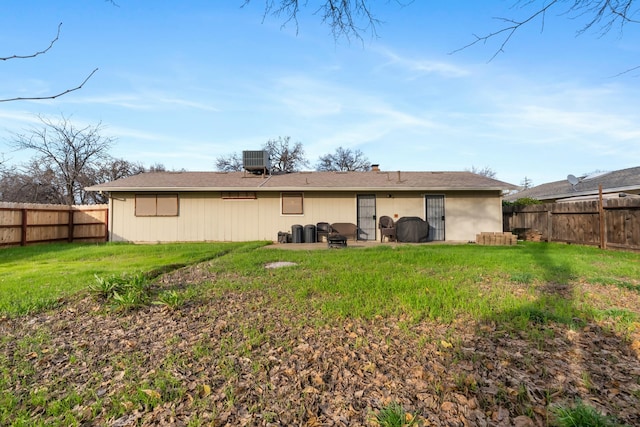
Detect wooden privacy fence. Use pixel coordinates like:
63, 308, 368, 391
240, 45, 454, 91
503, 198, 640, 251
0, 203, 108, 247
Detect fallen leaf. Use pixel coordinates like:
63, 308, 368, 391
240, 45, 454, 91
302, 386, 319, 394
362, 362, 376, 373
141, 389, 161, 400
199, 384, 211, 398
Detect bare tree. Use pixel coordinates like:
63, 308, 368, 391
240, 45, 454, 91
0, 156, 145, 204
265, 136, 309, 173
80, 158, 146, 204
215, 136, 309, 173
146, 163, 168, 173
215, 152, 244, 172
10, 115, 115, 205
520, 176, 534, 190
0, 161, 62, 204
466, 165, 497, 179
316, 146, 371, 171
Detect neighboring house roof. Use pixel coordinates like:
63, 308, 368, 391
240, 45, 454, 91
86, 170, 517, 193
504, 166, 640, 202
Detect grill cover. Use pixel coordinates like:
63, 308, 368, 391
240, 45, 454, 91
396, 217, 430, 243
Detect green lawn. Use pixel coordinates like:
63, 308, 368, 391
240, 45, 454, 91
0, 241, 268, 316
1, 241, 639, 426
1, 241, 639, 325
204, 241, 640, 328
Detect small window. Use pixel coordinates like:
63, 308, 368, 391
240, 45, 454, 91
221, 192, 257, 200
135, 194, 179, 217
282, 192, 303, 215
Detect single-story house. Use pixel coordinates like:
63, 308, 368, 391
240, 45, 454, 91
504, 166, 640, 203
86, 169, 517, 243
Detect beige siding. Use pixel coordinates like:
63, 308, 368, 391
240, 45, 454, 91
108, 190, 503, 243
444, 191, 504, 241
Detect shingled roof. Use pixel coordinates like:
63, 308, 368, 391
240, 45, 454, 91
86, 170, 517, 192
504, 166, 640, 202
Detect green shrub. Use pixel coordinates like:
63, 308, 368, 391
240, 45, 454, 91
90, 273, 150, 311
153, 290, 186, 310
503, 197, 543, 207
551, 400, 627, 427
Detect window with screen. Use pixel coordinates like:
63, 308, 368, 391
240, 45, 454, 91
135, 194, 179, 216
281, 192, 303, 215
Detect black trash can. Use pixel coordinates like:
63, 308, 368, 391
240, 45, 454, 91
316, 222, 330, 242
304, 224, 316, 243
291, 224, 303, 243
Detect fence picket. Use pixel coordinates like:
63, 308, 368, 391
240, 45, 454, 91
0, 203, 108, 247
504, 198, 640, 251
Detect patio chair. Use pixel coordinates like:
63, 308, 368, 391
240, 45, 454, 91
378, 216, 396, 242
329, 222, 358, 241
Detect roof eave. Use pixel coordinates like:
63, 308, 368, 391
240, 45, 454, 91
535, 184, 640, 201
87, 186, 513, 192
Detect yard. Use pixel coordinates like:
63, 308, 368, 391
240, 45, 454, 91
1, 241, 639, 426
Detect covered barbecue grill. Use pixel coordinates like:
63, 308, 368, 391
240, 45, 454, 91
395, 217, 429, 243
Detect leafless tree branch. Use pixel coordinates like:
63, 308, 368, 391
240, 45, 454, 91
0, 22, 62, 62
1, 0, 116, 102
454, 0, 639, 61
610, 63, 640, 76
0, 68, 98, 103
451, 0, 559, 61
243, 0, 413, 41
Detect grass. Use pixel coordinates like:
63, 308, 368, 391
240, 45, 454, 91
373, 401, 418, 426
203, 242, 640, 329
551, 400, 628, 427
2, 240, 639, 327
0, 241, 267, 317
1, 241, 639, 425
3, 240, 639, 325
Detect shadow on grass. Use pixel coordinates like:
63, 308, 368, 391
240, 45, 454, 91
497, 242, 582, 327
470, 242, 640, 425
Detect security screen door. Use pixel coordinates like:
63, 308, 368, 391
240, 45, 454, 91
357, 194, 376, 241
425, 195, 445, 241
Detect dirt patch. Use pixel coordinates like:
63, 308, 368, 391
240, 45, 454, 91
1, 265, 639, 426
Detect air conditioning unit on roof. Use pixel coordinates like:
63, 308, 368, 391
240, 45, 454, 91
242, 150, 270, 174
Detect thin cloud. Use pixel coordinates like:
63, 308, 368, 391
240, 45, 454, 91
64, 91, 220, 112
274, 76, 344, 117
490, 104, 640, 146
272, 74, 439, 128
376, 47, 471, 78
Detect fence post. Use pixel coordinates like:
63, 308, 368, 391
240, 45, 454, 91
599, 184, 606, 250
104, 208, 109, 242
547, 209, 553, 242
21, 209, 28, 246
68, 207, 74, 243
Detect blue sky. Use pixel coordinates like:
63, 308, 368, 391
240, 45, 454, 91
1, 1, 639, 187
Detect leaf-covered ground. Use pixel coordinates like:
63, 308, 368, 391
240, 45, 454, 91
1, 261, 640, 426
